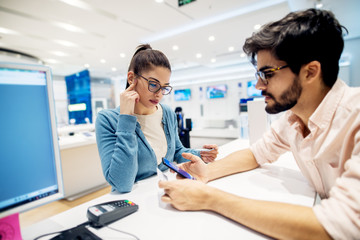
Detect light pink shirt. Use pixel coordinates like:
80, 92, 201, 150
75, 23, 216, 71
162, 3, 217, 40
250, 79, 360, 240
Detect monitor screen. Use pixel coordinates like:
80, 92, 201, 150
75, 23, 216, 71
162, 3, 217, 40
206, 84, 227, 99
247, 80, 262, 97
0, 63, 63, 218
65, 69, 92, 124
174, 89, 191, 101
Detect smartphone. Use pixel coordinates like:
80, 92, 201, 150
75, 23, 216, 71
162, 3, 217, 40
162, 158, 196, 180
196, 148, 214, 152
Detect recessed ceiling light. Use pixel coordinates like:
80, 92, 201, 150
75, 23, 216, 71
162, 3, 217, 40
228, 46, 234, 52
84, 64, 90, 68
172, 45, 179, 51
0, 27, 19, 35
240, 53, 246, 58
211, 58, 216, 63
315, 3, 323, 8
52, 22, 85, 33
54, 39, 77, 47
196, 53, 202, 59
120, 53, 126, 58
100, 59, 106, 63
112, 67, 117, 71
155, 0, 164, 2
51, 51, 68, 57
45, 59, 59, 64
254, 24, 261, 30
208, 36, 215, 41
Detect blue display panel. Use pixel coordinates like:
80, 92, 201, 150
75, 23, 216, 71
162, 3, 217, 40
247, 79, 262, 97
174, 89, 191, 101
65, 69, 92, 124
0, 63, 63, 218
206, 84, 227, 99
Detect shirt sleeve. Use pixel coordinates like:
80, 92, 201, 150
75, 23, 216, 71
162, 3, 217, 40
313, 130, 360, 240
250, 114, 291, 165
95, 111, 138, 193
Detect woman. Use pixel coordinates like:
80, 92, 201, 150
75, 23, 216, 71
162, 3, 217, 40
95, 44, 218, 193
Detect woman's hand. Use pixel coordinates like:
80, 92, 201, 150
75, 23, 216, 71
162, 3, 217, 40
120, 78, 139, 115
200, 144, 219, 163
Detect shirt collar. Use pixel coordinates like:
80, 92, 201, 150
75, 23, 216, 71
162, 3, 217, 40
286, 79, 346, 132
309, 79, 345, 130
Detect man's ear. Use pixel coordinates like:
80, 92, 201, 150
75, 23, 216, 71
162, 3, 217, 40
303, 61, 321, 83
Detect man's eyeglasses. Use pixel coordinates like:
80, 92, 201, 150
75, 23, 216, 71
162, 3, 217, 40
255, 65, 288, 85
135, 73, 173, 95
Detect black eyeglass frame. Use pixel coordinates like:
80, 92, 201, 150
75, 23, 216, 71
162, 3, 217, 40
255, 65, 289, 85
135, 73, 173, 95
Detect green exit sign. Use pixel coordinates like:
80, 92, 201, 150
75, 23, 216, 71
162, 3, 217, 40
178, 0, 196, 7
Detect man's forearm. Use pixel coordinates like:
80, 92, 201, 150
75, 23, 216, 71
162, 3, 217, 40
207, 148, 259, 181
204, 188, 331, 240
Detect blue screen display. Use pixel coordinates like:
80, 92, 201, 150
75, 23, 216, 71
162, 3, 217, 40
247, 80, 262, 97
65, 69, 92, 124
174, 89, 191, 101
206, 84, 227, 99
0, 68, 58, 212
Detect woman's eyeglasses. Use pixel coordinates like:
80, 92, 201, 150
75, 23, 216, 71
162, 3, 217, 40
255, 65, 288, 85
135, 74, 173, 95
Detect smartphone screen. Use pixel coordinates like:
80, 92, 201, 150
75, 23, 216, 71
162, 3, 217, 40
162, 158, 196, 180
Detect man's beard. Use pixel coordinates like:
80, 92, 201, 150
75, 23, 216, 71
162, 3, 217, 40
262, 76, 302, 114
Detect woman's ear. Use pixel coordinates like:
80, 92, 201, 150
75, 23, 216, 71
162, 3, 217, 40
127, 71, 135, 85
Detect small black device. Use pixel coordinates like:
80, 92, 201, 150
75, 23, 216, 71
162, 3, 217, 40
162, 157, 196, 180
87, 200, 139, 227
50, 225, 101, 240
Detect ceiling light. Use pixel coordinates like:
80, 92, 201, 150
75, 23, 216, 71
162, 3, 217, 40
112, 67, 117, 71
155, 0, 164, 2
228, 46, 235, 52
84, 64, 90, 68
52, 22, 85, 33
254, 24, 261, 30
58, 0, 92, 10
45, 59, 60, 64
100, 59, 106, 63
0, 27, 20, 35
315, 3, 323, 8
51, 51, 68, 57
120, 53, 126, 58
54, 39, 77, 47
211, 58, 216, 63
208, 36, 215, 42
172, 45, 179, 51
240, 53, 246, 58
196, 53, 202, 59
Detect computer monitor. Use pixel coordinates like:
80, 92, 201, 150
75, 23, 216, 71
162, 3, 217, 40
247, 79, 262, 97
0, 63, 63, 220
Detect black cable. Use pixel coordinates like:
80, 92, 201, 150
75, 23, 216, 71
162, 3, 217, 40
33, 230, 64, 240
33, 221, 91, 240
105, 225, 140, 240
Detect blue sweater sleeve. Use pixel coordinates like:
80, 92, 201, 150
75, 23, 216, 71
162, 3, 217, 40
95, 110, 138, 193
162, 105, 200, 163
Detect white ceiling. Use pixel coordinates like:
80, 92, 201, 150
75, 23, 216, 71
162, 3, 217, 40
0, 0, 292, 79
0, 0, 358, 83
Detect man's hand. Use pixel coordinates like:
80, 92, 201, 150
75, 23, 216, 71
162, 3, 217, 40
179, 152, 209, 183
158, 179, 212, 211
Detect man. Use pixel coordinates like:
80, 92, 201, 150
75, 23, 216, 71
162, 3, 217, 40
159, 8, 360, 240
